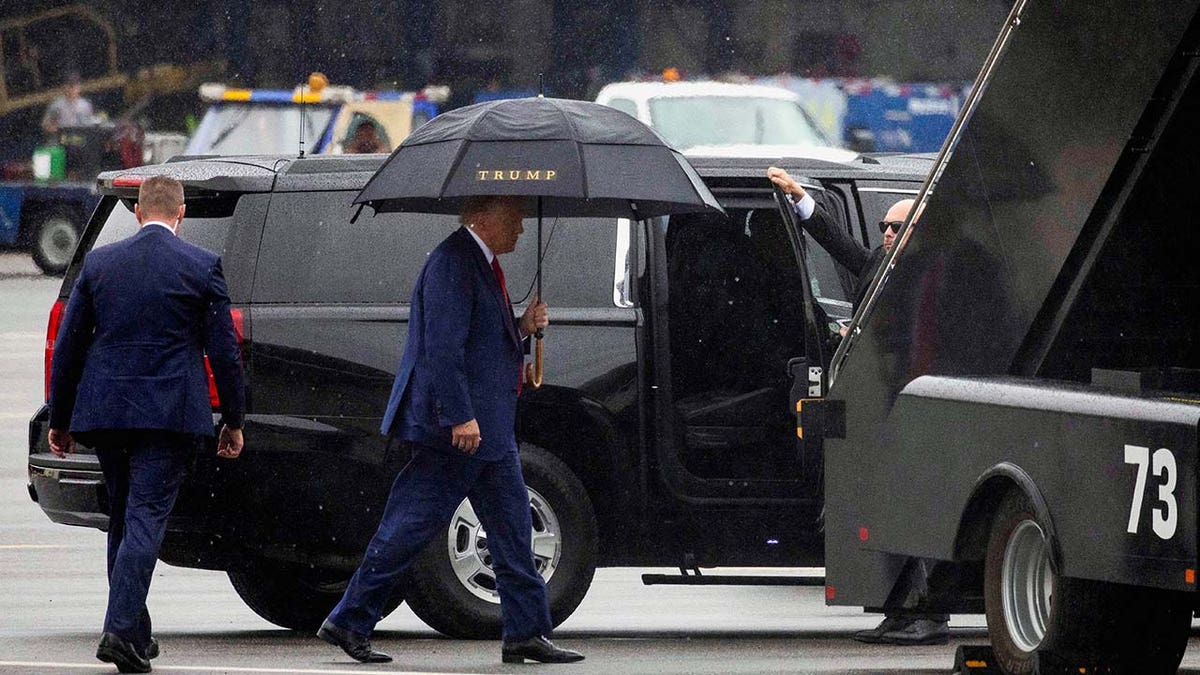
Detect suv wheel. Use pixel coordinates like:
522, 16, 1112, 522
29, 207, 80, 276
404, 444, 598, 639
228, 560, 404, 632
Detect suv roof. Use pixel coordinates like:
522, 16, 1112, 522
96, 151, 932, 196
687, 152, 934, 181
95, 154, 387, 195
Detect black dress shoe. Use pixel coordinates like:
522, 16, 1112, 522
851, 615, 909, 644
502, 636, 584, 664
317, 620, 392, 663
876, 617, 949, 645
96, 632, 151, 673
144, 638, 159, 660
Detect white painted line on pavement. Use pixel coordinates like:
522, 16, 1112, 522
0, 662, 490, 675
0, 544, 80, 550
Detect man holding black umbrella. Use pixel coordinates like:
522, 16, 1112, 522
317, 195, 584, 665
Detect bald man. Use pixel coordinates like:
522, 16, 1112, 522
768, 167, 947, 645
768, 166, 913, 311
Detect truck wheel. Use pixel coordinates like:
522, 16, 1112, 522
29, 207, 81, 276
404, 444, 598, 639
228, 561, 404, 632
984, 491, 1190, 674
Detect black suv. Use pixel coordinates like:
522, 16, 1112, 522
27, 151, 928, 637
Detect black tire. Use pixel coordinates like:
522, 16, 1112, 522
404, 444, 598, 639
228, 560, 404, 632
984, 490, 1190, 674
28, 206, 81, 276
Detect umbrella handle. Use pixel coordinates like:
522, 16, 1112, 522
524, 335, 544, 389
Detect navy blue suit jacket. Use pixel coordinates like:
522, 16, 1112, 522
381, 227, 523, 462
48, 224, 246, 437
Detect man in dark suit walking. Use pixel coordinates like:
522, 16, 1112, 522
47, 175, 246, 673
318, 195, 583, 665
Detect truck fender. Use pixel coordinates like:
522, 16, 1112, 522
953, 461, 1062, 574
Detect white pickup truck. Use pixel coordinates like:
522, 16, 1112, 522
594, 80, 856, 161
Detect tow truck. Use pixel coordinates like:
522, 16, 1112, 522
807, 0, 1200, 672
185, 74, 446, 156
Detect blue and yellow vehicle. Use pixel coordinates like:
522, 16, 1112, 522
186, 74, 445, 156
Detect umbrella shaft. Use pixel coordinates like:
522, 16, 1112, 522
537, 196, 544, 301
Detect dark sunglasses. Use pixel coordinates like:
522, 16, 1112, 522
878, 220, 905, 234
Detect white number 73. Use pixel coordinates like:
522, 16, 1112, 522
1125, 444, 1177, 540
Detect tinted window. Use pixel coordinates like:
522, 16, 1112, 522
802, 228, 853, 320
255, 192, 451, 304
93, 196, 236, 256
255, 192, 619, 307
501, 215, 618, 308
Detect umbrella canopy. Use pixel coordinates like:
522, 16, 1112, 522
353, 96, 723, 220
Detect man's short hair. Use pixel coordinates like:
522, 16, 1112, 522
460, 195, 523, 223
138, 176, 184, 219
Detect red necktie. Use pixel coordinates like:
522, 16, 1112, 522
491, 257, 510, 307
491, 256, 523, 395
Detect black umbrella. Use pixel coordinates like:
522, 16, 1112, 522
353, 95, 724, 386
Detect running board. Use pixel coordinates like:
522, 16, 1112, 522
641, 573, 825, 587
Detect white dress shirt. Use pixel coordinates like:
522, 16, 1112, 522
143, 221, 177, 235
789, 192, 816, 221
465, 225, 494, 263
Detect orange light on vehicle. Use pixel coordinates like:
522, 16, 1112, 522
662, 67, 681, 82
112, 175, 145, 187
824, 585, 835, 600
1187, 569, 1195, 584
205, 308, 245, 409
44, 300, 65, 401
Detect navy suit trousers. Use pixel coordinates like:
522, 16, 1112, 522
95, 431, 190, 651
328, 444, 551, 642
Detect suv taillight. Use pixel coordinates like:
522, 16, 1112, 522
44, 300, 66, 401
206, 308, 245, 409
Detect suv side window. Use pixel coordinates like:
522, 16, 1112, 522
254, 192, 455, 304
94, 197, 236, 255
254, 195, 619, 308
499, 216, 619, 309
801, 187, 855, 320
